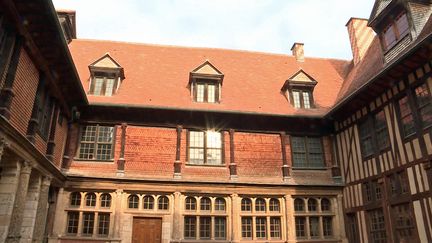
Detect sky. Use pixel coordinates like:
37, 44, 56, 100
53, 0, 375, 60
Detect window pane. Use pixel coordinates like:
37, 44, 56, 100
81, 126, 97, 142
98, 126, 114, 143
292, 137, 306, 167
293, 91, 301, 108
143, 195, 154, 210
93, 77, 104, 95
241, 217, 252, 238
98, 213, 110, 236
241, 198, 252, 212
398, 96, 415, 137
303, 91, 311, 108
308, 198, 317, 211
85, 193, 96, 207
383, 24, 397, 49
256, 217, 266, 238
184, 216, 196, 239
270, 217, 281, 239
200, 197, 211, 211
269, 198, 280, 212
321, 198, 331, 211
295, 217, 306, 238
128, 195, 139, 209
96, 144, 112, 160
196, 84, 205, 102
255, 198, 266, 212
369, 209, 387, 243
158, 196, 169, 210
214, 217, 226, 239
392, 203, 415, 242
215, 198, 226, 211
206, 149, 222, 165
82, 212, 95, 235
310, 217, 320, 238
359, 119, 374, 157
199, 217, 211, 239
207, 84, 215, 103
67, 212, 79, 234
100, 193, 111, 208
415, 84, 432, 127
375, 111, 390, 150
185, 197, 196, 211
70, 192, 81, 207
323, 216, 333, 237
189, 148, 204, 164
207, 131, 221, 148
396, 13, 409, 37
308, 138, 324, 167
294, 198, 305, 212
104, 78, 115, 96
189, 131, 204, 164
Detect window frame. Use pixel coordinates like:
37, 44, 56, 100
290, 89, 314, 109
291, 136, 325, 169
77, 124, 116, 161
193, 79, 220, 103
89, 71, 119, 97
381, 12, 411, 51
358, 110, 390, 159
187, 130, 223, 166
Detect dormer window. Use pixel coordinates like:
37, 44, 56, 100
281, 70, 317, 109
382, 12, 410, 51
189, 61, 224, 103
88, 53, 124, 97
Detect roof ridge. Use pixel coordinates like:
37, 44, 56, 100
72, 38, 350, 62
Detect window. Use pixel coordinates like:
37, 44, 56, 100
78, 125, 114, 160
294, 198, 305, 212
359, 111, 390, 157
270, 217, 281, 239
389, 171, 410, 197
143, 195, 154, 210
292, 137, 324, 168
98, 213, 110, 236
364, 180, 382, 203
269, 198, 280, 212
215, 198, 226, 211
188, 130, 222, 165
392, 203, 415, 242
200, 217, 211, 239
368, 209, 387, 243
241, 198, 252, 212
398, 95, 416, 138
214, 217, 226, 239
374, 111, 390, 150
255, 217, 267, 239
193, 81, 219, 103
414, 83, 432, 127
100, 194, 111, 208
255, 198, 266, 212
200, 197, 211, 211
346, 213, 360, 243
382, 12, 410, 50
241, 217, 252, 238
359, 118, 374, 157
158, 196, 169, 210
292, 90, 313, 109
70, 192, 81, 207
185, 197, 196, 211
85, 193, 96, 207
67, 212, 79, 234
294, 197, 335, 240
128, 195, 139, 209
184, 216, 196, 239
36, 90, 54, 138
82, 212, 95, 235
90, 74, 117, 96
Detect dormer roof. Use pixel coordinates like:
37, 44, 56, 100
189, 60, 224, 83
89, 53, 125, 79
368, 0, 394, 26
281, 69, 318, 91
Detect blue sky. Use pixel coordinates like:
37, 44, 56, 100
53, 0, 375, 60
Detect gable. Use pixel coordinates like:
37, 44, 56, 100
290, 70, 316, 83
90, 53, 122, 69
369, 0, 393, 23
191, 60, 223, 76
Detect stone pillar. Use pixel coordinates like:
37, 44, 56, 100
32, 176, 51, 242
20, 174, 41, 243
336, 195, 348, 243
113, 189, 123, 239
284, 195, 295, 243
172, 192, 181, 242
0, 158, 20, 242
230, 194, 239, 242
5, 161, 32, 243
49, 188, 66, 242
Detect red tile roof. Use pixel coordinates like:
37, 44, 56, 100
69, 40, 350, 117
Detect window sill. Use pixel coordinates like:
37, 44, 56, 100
73, 158, 115, 163
292, 167, 327, 171
185, 163, 226, 168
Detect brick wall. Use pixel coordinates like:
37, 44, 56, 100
53, 116, 68, 167
235, 132, 283, 182
8, 48, 39, 137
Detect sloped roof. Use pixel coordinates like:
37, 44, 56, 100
369, 0, 394, 25
69, 39, 349, 117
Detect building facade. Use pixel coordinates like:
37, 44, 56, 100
0, 0, 430, 243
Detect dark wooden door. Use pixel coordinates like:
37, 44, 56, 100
132, 217, 162, 243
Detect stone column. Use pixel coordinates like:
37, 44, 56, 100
113, 189, 123, 239
172, 192, 181, 242
284, 195, 295, 243
230, 194, 239, 242
50, 188, 66, 242
336, 195, 348, 243
32, 176, 51, 242
0, 136, 9, 162
5, 161, 32, 243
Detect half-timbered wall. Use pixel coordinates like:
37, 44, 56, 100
334, 60, 432, 243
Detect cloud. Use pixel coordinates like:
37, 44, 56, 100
53, 0, 374, 59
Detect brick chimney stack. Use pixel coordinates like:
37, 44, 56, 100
346, 18, 375, 65
291, 42, 305, 62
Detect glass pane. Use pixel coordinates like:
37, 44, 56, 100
67, 212, 79, 234
383, 24, 397, 49
82, 213, 95, 235
98, 213, 110, 236
415, 84, 432, 126
93, 78, 104, 95
256, 217, 266, 238
196, 84, 205, 102
310, 217, 320, 238
295, 217, 306, 237
293, 91, 301, 108
200, 197, 211, 211
200, 217, 211, 239
303, 91, 311, 108
184, 216, 196, 238
105, 78, 115, 96
189, 148, 204, 164
215, 198, 225, 211
98, 126, 114, 143
323, 216, 333, 237
214, 217, 226, 239
96, 144, 112, 160
241, 217, 252, 238
270, 217, 281, 238
190, 131, 204, 147
292, 137, 306, 152
396, 13, 409, 37
207, 84, 215, 103
206, 148, 221, 165
206, 131, 221, 148
81, 126, 97, 142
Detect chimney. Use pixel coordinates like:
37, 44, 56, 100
56, 9, 77, 43
346, 18, 375, 65
291, 42, 304, 62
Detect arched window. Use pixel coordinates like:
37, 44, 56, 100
269, 198, 280, 212
308, 198, 317, 212
70, 192, 81, 206
85, 192, 96, 207
158, 196, 169, 210
255, 198, 266, 212
200, 197, 211, 211
128, 194, 139, 209
185, 197, 196, 211
215, 198, 226, 211
294, 198, 304, 212
241, 198, 252, 212
321, 198, 331, 211
143, 195, 154, 210
100, 193, 111, 208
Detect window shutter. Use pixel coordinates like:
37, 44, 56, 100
186, 129, 190, 161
